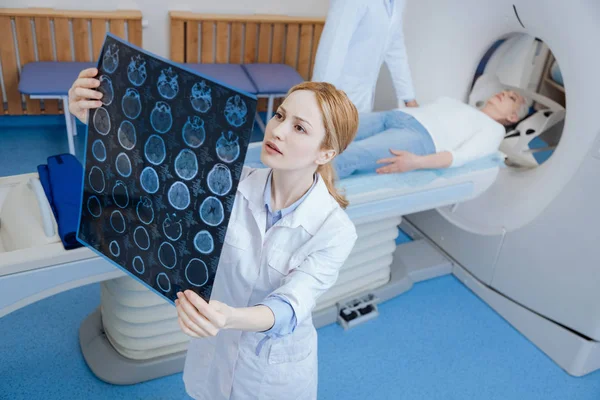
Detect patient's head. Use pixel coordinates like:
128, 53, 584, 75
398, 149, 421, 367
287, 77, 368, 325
482, 90, 528, 126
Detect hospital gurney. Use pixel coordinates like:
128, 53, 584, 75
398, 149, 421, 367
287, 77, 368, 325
0, 151, 503, 384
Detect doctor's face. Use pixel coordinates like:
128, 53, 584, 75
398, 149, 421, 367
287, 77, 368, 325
260, 90, 332, 172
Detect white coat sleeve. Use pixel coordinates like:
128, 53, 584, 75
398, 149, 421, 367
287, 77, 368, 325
449, 125, 504, 167
269, 226, 358, 325
311, 0, 363, 83
384, 1, 416, 103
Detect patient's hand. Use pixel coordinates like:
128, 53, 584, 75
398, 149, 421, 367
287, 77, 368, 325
376, 150, 422, 174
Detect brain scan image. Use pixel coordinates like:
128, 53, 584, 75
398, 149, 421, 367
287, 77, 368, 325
78, 34, 257, 304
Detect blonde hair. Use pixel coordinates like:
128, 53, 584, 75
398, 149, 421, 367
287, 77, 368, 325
287, 82, 359, 209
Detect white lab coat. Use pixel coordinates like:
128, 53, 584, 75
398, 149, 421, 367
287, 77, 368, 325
183, 167, 358, 400
312, 0, 415, 112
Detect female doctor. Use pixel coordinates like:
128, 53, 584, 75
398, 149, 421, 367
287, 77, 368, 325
68, 70, 360, 399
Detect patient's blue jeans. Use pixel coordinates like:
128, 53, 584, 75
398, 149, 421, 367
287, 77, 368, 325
334, 110, 436, 178
244, 110, 436, 179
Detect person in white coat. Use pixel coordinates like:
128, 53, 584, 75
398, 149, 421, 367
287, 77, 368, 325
69, 69, 359, 399
174, 81, 359, 400
312, 0, 419, 112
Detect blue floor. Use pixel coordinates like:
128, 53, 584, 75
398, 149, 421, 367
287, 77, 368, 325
2, 277, 599, 400
0, 115, 87, 176
1, 117, 600, 399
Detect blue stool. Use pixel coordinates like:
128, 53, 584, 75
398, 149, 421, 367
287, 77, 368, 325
242, 63, 304, 132
19, 61, 95, 155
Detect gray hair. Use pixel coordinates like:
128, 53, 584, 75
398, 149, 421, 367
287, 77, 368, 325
517, 94, 533, 120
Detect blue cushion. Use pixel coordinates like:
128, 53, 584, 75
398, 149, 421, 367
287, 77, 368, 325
242, 63, 303, 94
339, 152, 505, 197
529, 137, 554, 165
185, 63, 257, 94
47, 154, 84, 250
19, 62, 95, 96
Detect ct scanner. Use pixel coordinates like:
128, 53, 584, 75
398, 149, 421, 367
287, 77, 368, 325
402, 0, 600, 377
0, 0, 598, 384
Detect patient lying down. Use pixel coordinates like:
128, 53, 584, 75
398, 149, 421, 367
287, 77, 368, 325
246, 89, 527, 179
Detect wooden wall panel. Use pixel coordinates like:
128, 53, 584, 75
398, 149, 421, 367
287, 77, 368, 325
0, 9, 143, 114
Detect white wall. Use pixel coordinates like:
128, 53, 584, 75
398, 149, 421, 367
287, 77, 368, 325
4, 0, 329, 59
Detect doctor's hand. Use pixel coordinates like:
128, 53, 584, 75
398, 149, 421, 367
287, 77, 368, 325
175, 290, 233, 338
376, 149, 422, 174
68, 68, 103, 124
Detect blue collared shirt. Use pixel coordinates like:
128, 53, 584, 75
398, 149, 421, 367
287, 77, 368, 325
257, 172, 318, 348
263, 171, 317, 231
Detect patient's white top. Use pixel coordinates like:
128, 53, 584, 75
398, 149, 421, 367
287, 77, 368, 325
401, 97, 505, 167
